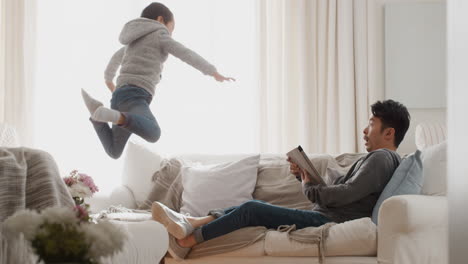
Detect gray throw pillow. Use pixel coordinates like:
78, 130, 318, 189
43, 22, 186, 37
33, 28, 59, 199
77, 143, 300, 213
371, 150, 423, 225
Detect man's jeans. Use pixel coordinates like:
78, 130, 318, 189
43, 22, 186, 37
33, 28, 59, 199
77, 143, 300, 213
195, 200, 332, 243
91, 85, 161, 159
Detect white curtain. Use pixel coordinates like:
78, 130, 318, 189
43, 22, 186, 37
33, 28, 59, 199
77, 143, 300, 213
256, 0, 383, 155
0, 0, 35, 146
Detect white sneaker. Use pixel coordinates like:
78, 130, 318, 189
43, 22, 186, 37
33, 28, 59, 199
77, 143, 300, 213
152, 202, 194, 239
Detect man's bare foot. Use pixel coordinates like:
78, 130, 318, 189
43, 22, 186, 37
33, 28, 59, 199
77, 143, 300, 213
186, 217, 197, 228
177, 234, 198, 248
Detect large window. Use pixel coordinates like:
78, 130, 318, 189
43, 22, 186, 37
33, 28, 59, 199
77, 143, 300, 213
33, 0, 257, 192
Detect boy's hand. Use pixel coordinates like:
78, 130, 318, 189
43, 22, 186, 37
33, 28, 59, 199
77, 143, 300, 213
213, 72, 235, 82
106, 81, 116, 92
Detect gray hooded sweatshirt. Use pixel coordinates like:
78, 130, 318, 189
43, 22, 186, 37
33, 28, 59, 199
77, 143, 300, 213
302, 148, 401, 223
104, 18, 217, 96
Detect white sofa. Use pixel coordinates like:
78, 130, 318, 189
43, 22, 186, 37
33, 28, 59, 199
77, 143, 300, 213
88, 123, 448, 264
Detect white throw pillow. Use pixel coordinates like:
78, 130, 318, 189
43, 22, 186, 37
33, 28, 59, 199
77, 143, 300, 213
421, 141, 447, 195
121, 141, 163, 207
180, 155, 260, 217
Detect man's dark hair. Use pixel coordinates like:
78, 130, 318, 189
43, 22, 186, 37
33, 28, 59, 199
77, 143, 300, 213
141, 2, 174, 23
371, 99, 410, 148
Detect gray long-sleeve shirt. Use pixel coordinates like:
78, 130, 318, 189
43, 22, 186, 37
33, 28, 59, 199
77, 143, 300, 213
303, 148, 401, 223
104, 18, 217, 96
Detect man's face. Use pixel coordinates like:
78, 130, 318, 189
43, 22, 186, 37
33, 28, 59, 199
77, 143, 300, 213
363, 115, 389, 152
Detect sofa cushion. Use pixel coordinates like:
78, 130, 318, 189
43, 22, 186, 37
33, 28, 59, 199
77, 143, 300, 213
188, 240, 266, 258
139, 158, 185, 211
253, 154, 363, 211
264, 217, 377, 257
421, 141, 447, 195
140, 156, 255, 212
180, 155, 260, 216
415, 122, 447, 150
253, 156, 313, 211
121, 141, 163, 207
371, 151, 423, 224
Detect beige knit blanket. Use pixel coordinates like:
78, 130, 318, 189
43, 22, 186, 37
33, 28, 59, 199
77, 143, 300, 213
0, 147, 75, 264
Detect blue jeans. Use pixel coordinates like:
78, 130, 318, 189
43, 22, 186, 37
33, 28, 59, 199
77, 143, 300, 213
195, 200, 332, 243
91, 85, 161, 159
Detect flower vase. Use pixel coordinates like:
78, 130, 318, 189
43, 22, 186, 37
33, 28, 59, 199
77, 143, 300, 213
73, 197, 84, 206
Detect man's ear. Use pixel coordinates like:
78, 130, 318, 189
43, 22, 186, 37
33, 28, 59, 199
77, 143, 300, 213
384, 127, 395, 140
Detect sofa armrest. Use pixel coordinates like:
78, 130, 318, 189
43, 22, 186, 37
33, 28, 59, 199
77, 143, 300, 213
100, 221, 169, 264
86, 185, 137, 213
377, 195, 448, 264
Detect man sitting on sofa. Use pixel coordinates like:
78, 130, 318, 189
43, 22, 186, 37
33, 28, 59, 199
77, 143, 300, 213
152, 99, 410, 257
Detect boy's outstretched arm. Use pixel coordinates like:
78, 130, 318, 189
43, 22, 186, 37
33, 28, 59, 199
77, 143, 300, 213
158, 31, 234, 82
104, 47, 125, 92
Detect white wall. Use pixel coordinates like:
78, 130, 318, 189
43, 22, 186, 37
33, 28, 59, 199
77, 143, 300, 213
385, 2, 446, 108
374, 0, 447, 154
447, 0, 468, 262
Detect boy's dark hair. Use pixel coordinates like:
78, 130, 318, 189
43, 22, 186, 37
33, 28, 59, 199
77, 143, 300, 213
371, 99, 410, 148
141, 2, 174, 23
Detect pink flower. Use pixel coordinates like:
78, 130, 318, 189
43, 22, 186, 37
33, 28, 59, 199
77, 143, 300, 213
78, 173, 99, 193
73, 205, 90, 223
63, 170, 99, 198
63, 176, 76, 187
